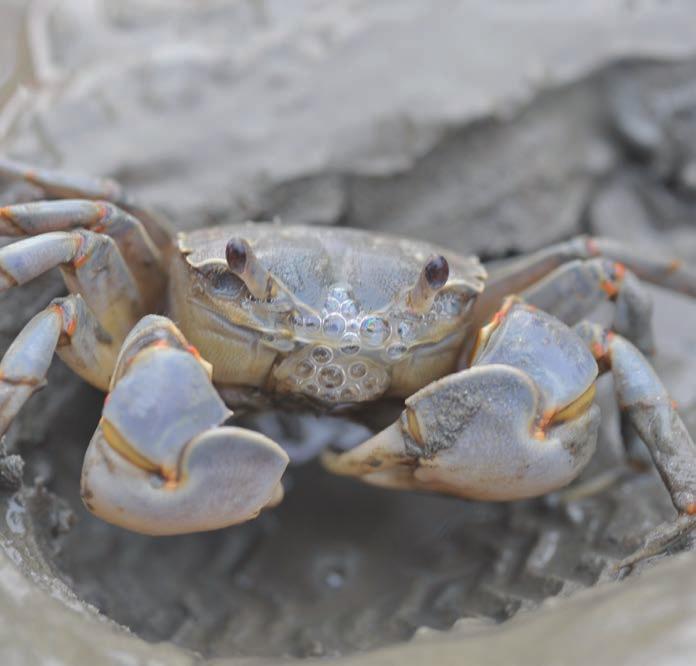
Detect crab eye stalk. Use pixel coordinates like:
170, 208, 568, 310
406, 254, 449, 313
225, 237, 277, 300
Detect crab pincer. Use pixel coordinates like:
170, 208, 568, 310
81, 316, 288, 535
324, 301, 602, 500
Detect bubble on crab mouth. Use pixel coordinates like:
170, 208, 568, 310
289, 285, 385, 401
293, 284, 370, 348
283, 282, 468, 403
289, 347, 389, 403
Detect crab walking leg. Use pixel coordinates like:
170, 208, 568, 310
575, 321, 696, 514
324, 302, 601, 500
580, 236, 696, 297
0, 156, 171, 249
81, 315, 289, 535
521, 258, 655, 354
0, 230, 144, 344
0, 200, 166, 309
0, 295, 116, 434
476, 235, 696, 328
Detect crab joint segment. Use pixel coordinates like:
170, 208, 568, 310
576, 321, 696, 514
0, 294, 116, 435
81, 316, 289, 535
0, 200, 166, 310
521, 258, 655, 355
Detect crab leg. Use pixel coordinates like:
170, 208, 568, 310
0, 227, 148, 429
521, 258, 655, 354
0, 295, 116, 434
477, 235, 696, 326
81, 316, 289, 535
0, 230, 144, 343
575, 321, 696, 514
0, 200, 166, 309
572, 321, 696, 568
0, 156, 171, 249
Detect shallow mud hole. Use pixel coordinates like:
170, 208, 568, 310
11, 372, 674, 659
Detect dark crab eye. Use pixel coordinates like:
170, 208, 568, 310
424, 255, 449, 289
223, 237, 280, 301
225, 238, 249, 274
406, 254, 450, 313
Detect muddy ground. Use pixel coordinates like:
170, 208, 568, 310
2, 1, 696, 664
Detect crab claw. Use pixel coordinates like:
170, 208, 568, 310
82, 424, 287, 535
323, 365, 600, 500
81, 334, 288, 535
324, 303, 602, 501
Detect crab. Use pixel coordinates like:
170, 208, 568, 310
1, 157, 696, 562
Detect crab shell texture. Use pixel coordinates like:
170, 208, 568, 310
170, 223, 487, 406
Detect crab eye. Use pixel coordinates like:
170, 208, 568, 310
424, 255, 449, 289
406, 254, 450, 313
225, 238, 248, 274
224, 237, 275, 301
